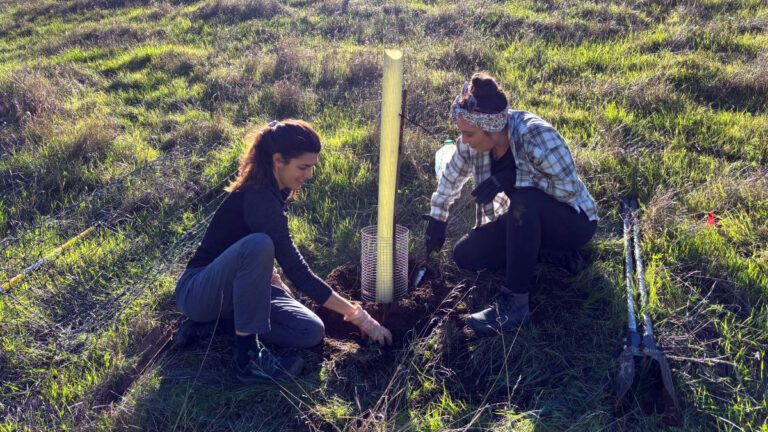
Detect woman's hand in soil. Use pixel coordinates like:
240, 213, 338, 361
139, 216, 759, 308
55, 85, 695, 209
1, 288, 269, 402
344, 303, 393, 346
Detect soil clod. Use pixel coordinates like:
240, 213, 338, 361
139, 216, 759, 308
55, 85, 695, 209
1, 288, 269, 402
318, 264, 459, 343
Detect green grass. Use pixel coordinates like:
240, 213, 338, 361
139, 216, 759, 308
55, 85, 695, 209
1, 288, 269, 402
1, 0, 767, 430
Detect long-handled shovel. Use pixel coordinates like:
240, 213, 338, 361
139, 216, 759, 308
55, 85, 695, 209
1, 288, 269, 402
616, 198, 682, 425
616, 198, 641, 407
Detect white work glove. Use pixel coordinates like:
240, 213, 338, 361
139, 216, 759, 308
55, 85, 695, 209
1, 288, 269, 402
344, 303, 393, 346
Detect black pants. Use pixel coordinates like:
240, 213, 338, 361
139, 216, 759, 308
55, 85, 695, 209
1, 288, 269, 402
452, 187, 597, 293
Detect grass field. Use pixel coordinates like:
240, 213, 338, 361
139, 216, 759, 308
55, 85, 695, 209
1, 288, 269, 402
1, 0, 767, 430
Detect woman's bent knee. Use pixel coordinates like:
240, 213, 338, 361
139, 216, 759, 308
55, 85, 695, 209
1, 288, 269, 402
305, 320, 325, 348
506, 187, 544, 224
295, 319, 325, 348
453, 241, 481, 271
239, 233, 274, 262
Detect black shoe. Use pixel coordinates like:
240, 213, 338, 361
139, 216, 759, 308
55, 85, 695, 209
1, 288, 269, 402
173, 319, 235, 349
467, 292, 530, 335
538, 248, 586, 275
173, 320, 207, 349
232, 346, 304, 384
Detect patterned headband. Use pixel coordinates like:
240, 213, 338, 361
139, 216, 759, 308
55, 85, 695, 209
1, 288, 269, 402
449, 82, 508, 132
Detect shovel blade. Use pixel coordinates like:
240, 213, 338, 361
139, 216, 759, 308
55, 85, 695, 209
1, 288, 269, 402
615, 350, 682, 426
411, 266, 427, 287
615, 348, 636, 405
645, 348, 682, 426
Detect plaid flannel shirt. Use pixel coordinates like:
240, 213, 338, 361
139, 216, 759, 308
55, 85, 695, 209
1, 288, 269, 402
430, 110, 599, 227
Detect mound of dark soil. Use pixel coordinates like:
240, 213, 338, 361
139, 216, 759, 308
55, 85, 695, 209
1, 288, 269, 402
315, 264, 459, 343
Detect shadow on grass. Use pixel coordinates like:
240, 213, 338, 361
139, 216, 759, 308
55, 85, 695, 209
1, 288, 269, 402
115, 257, 679, 431
433, 252, 681, 430
117, 326, 329, 431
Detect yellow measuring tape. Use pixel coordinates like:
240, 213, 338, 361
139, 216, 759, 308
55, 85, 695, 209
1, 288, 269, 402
2, 225, 98, 293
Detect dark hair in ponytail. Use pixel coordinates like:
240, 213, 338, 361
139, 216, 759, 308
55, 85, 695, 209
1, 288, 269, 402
459, 72, 508, 114
225, 119, 321, 193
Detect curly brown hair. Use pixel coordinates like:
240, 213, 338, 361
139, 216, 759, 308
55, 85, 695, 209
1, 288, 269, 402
225, 119, 321, 194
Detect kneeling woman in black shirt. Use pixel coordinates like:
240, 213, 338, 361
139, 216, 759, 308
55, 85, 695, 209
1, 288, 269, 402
176, 119, 391, 384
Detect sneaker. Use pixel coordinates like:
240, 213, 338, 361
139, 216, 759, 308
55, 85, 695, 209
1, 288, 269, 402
232, 346, 304, 384
537, 248, 586, 275
467, 291, 530, 335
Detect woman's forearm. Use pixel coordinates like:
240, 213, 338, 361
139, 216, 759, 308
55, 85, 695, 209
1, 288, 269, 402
322, 291, 357, 317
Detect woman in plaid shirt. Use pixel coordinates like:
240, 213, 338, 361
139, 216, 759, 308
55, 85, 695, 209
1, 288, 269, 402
424, 73, 599, 335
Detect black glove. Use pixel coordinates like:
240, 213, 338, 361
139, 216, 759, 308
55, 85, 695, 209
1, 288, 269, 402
423, 215, 447, 255
471, 170, 516, 205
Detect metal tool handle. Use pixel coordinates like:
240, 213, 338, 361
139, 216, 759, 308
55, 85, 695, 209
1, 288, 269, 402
621, 199, 638, 338
629, 199, 657, 349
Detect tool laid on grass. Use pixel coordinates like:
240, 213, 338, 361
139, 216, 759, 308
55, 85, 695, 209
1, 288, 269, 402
616, 198, 681, 425
2, 225, 98, 293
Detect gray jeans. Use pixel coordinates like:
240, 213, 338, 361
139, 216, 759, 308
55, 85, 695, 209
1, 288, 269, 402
175, 233, 325, 348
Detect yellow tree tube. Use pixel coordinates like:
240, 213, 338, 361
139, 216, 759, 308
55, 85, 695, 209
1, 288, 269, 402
2, 225, 98, 293
376, 49, 403, 303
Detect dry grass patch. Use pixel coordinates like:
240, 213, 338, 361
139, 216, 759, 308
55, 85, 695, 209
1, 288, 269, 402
40, 23, 155, 55
665, 54, 768, 113
640, 20, 762, 58
160, 114, 230, 151
271, 41, 313, 82
317, 0, 348, 16
485, 9, 640, 43
431, 39, 496, 75
642, 187, 688, 237
623, 78, 686, 114
195, 0, 288, 22
403, 68, 462, 138
265, 78, 312, 118
713, 53, 768, 113
574, 3, 650, 31
686, 168, 768, 215
316, 49, 343, 90
346, 50, 381, 87
595, 73, 690, 115
201, 64, 255, 109
0, 115, 122, 227
154, 49, 206, 77
0, 69, 62, 127
424, 6, 473, 38
65, 117, 121, 163
526, 17, 618, 44
10, 0, 152, 25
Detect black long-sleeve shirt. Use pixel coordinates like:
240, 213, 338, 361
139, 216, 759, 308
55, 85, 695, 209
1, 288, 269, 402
186, 177, 333, 304
491, 146, 517, 196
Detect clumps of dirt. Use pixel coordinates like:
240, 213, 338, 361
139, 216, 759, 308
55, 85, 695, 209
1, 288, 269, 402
315, 267, 465, 398
315, 264, 458, 343
324, 263, 361, 296
320, 338, 397, 380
